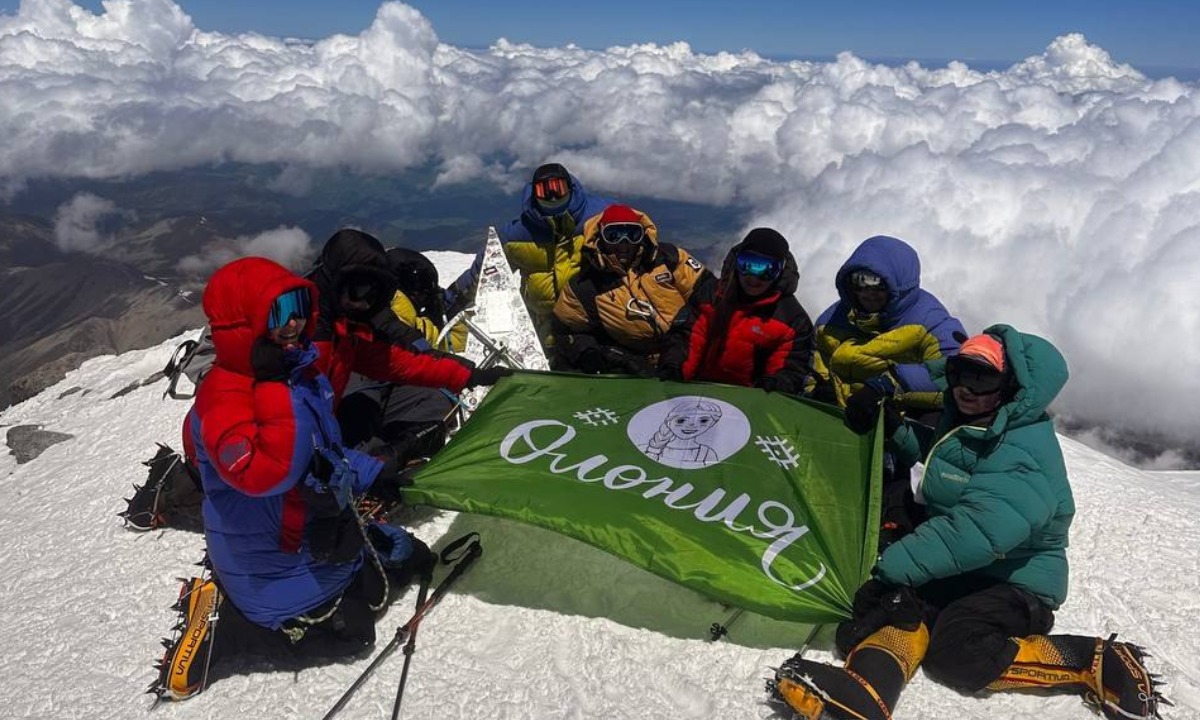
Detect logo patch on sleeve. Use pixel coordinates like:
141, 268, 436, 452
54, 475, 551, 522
685, 257, 703, 270
217, 435, 253, 473
654, 271, 673, 284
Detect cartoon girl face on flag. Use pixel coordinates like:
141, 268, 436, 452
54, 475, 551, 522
642, 399, 724, 467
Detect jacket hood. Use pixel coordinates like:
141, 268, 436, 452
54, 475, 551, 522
834, 235, 921, 316
310, 228, 397, 319
579, 207, 661, 274
203, 257, 317, 377
954, 324, 1069, 436
719, 235, 800, 298
519, 171, 594, 227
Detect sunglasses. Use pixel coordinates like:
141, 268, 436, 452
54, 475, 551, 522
735, 251, 783, 281
946, 357, 1007, 395
268, 288, 311, 331
849, 269, 886, 290
600, 222, 645, 245
533, 177, 570, 202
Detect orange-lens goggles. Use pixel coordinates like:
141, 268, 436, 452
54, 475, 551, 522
533, 177, 570, 201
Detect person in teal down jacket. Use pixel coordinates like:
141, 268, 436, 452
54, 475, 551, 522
765, 325, 1166, 720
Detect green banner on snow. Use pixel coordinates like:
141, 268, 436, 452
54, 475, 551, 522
406, 373, 882, 623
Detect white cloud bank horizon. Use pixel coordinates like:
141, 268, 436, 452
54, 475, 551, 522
2, 0, 1198, 454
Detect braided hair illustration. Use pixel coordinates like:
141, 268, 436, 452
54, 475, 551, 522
642, 398, 723, 466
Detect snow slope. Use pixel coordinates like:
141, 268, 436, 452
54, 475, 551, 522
1, 257, 1198, 720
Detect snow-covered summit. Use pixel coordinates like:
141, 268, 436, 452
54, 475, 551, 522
1, 286, 1198, 718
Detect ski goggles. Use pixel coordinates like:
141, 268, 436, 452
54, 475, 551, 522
735, 250, 783, 281
946, 355, 1007, 395
268, 288, 311, 330
848, 269, 886, 290
600, 222, 645, 246
532, 176, 570, 203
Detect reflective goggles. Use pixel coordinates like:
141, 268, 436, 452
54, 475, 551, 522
600, 222, 645, 246
268, 288, 311, 330
849, 269, 886, 290
946, 356, 1007, 396
735, 250, 783, 281
532, 176, 570, 202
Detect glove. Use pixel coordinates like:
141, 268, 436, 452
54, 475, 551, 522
656, 364, 682, 382
467, 365, 514, 387
367, 526, 435, 585
601, 346, 651, 376
843, 385, 884, 434
365, 455, 420, 505
576, 348, 606, 374
862, 374, 898, 396
834, 579, 926, 656
250, 337, 289, 381
755, 376, 781, 393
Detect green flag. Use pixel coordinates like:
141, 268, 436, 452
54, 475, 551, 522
407, 373, 882, 623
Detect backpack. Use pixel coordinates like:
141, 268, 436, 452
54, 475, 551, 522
163, 327, 214, 400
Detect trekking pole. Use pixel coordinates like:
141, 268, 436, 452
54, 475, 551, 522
709, 607, 746, 642
390, 571, 431, 720
320, 533, 484, 720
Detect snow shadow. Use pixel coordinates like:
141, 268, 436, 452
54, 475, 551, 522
433, 512, 829, 651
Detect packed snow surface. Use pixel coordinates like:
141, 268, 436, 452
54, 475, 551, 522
1, 250, 1198, 719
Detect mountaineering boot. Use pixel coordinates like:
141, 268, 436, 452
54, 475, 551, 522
986, 634, 1168, 719
151, 577, 222, 701
767, 622, 929, 720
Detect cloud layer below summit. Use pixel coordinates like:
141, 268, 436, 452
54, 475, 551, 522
3, 0, 1198, 453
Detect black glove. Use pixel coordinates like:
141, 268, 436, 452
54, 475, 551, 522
843, 385, 884, 434
576, 348, 606, 374
656, 364, 682, 382
756, 376, 781, 393
467, 365, 514, 387
601, 346, 651, 376
834, 579, 926, 656
251, 337, 289, 381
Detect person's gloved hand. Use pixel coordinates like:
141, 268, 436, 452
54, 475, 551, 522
467, 365, 514, 387
843, 385, 884, 434
656, 364, 682, 382
834, 578, 925, 656
251, 337, 289, 381
755, 376, 781, 393
576, 348, 606, 374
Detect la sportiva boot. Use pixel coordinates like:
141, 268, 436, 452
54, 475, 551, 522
767, 622, 929, 720
986, 634, 1168, 719
149, 577, 223, 701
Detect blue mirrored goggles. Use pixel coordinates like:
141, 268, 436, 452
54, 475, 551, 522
735, 251, 783, 281
268, 288, 311, 330
600, 222, 645, 245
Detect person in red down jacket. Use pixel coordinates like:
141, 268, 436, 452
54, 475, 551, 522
659, 228, 814, 394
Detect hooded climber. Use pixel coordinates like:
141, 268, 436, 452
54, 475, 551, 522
442, 163, 616, 343
658, 228, 813, 394
768, 327, 1165, 720
812, 235, 964, 419
156, 257, 435, 701
551, 204, 713, 375
307, 229, 510, 464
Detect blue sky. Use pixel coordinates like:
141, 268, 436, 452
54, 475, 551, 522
4, 0, 1199, 72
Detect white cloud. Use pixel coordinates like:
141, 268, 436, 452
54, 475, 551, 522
177, 225, 313, 275
52, 192, 125, 252
2, 1, 1199, 447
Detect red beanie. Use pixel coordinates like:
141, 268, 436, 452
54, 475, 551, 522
599, 204, 640, 225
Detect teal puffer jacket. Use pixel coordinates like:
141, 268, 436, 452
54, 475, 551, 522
875, 324, 1075, 608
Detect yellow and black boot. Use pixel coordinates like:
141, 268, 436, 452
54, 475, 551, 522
767, 621, 930, 720
987, 634, 1168, 719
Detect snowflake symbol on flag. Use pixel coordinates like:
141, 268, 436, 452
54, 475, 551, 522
755, 435, 801, 469
574, 408, 620, 427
